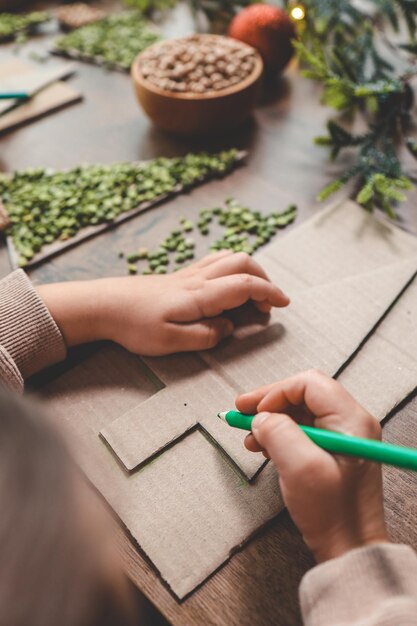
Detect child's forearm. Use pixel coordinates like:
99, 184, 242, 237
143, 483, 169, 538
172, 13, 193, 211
36, 280, 106, 348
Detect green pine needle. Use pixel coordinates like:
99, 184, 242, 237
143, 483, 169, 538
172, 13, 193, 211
295, 0, 417, 218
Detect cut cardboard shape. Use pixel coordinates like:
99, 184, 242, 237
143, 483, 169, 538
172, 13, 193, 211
101, 362, 265, 478
0, 59, 81, 135
339, 277, 417, 421
0, 59, 77, 116
101, 257, 417, 481
256, 199, 417, 293
202, 257, 417, 392
105, 428, 283, 600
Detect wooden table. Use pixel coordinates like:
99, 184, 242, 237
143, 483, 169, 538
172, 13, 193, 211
2, 5, 417, 624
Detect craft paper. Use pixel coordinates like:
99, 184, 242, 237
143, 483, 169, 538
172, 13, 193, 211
40, 200, 417, 601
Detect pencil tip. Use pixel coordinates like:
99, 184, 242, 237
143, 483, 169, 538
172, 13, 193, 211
217, 412, 227, 421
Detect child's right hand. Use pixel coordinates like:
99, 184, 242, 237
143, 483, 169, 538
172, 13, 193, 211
238, 370, 389, 563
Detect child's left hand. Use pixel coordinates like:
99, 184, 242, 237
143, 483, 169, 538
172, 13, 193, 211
38, 251, 289, 355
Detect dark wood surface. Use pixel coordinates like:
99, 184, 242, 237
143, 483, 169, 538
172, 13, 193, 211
2, 4, 417, 625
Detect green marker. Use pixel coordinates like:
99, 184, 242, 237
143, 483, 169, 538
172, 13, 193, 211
217, 410, 417, 472
0, 92, 29, 100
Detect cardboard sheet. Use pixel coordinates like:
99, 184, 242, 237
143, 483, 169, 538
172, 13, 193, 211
40, 200, 417, 600
101, 259, 417, 598
106, 430, 283, 600
101, 258, 417, 482
101, 356, 265, 479
0, 82, 82, 136
339, 277, 417, 421
0, 59, 81, 135
0, 59, 76, 116
255, 199, 417, 294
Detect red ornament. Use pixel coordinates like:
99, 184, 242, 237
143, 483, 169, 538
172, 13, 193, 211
228, 4, 296, 74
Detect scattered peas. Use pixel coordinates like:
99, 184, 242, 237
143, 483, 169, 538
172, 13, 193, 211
137, 247, 148, 259
182, 220, 194, 232
122, 199, 297, 275
127, 252, 140, 263
128, 263, 138, 274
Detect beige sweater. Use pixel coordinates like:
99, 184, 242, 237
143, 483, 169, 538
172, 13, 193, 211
0, 270, 66, 391
2, 270, 417, 625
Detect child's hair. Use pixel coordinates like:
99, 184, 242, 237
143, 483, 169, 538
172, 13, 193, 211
0, 390, 135, 626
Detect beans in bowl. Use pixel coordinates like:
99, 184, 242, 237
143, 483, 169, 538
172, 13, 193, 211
137, 35, 258, 94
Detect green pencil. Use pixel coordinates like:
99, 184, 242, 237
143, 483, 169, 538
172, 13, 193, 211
217, 410, 417, 472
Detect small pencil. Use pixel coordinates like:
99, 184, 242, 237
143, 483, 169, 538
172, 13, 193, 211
217, 410, 417, 472
0, 92, 29, 100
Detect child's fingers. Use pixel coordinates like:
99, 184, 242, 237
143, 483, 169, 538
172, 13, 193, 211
196, 274, 290, 318
244, 432, 264, 452
254, 301, 272, 313
236, 383, 277, 414
256, 370, 358, 427
200, 251, 271, 282
201, 253, 278, 315
244, 434, 271, 458
166, 317, 234, 352
251, 412, 330, 475
189, 250, 233, 269
248, 372, 380, 440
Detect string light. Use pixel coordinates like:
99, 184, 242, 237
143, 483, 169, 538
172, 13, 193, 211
291, 5, 305, 20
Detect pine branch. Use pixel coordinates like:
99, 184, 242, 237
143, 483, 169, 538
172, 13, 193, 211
295, 0, 417, 217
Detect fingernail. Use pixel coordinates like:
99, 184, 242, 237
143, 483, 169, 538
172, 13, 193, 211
251, 412, 270, 433
221, 320, 234, 338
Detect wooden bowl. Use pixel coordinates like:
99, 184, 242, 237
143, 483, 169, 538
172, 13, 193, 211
131, 36, 264, 136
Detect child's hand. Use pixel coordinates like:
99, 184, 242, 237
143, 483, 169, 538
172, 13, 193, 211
38, 251, 289, 355
238, 370, 389, 563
